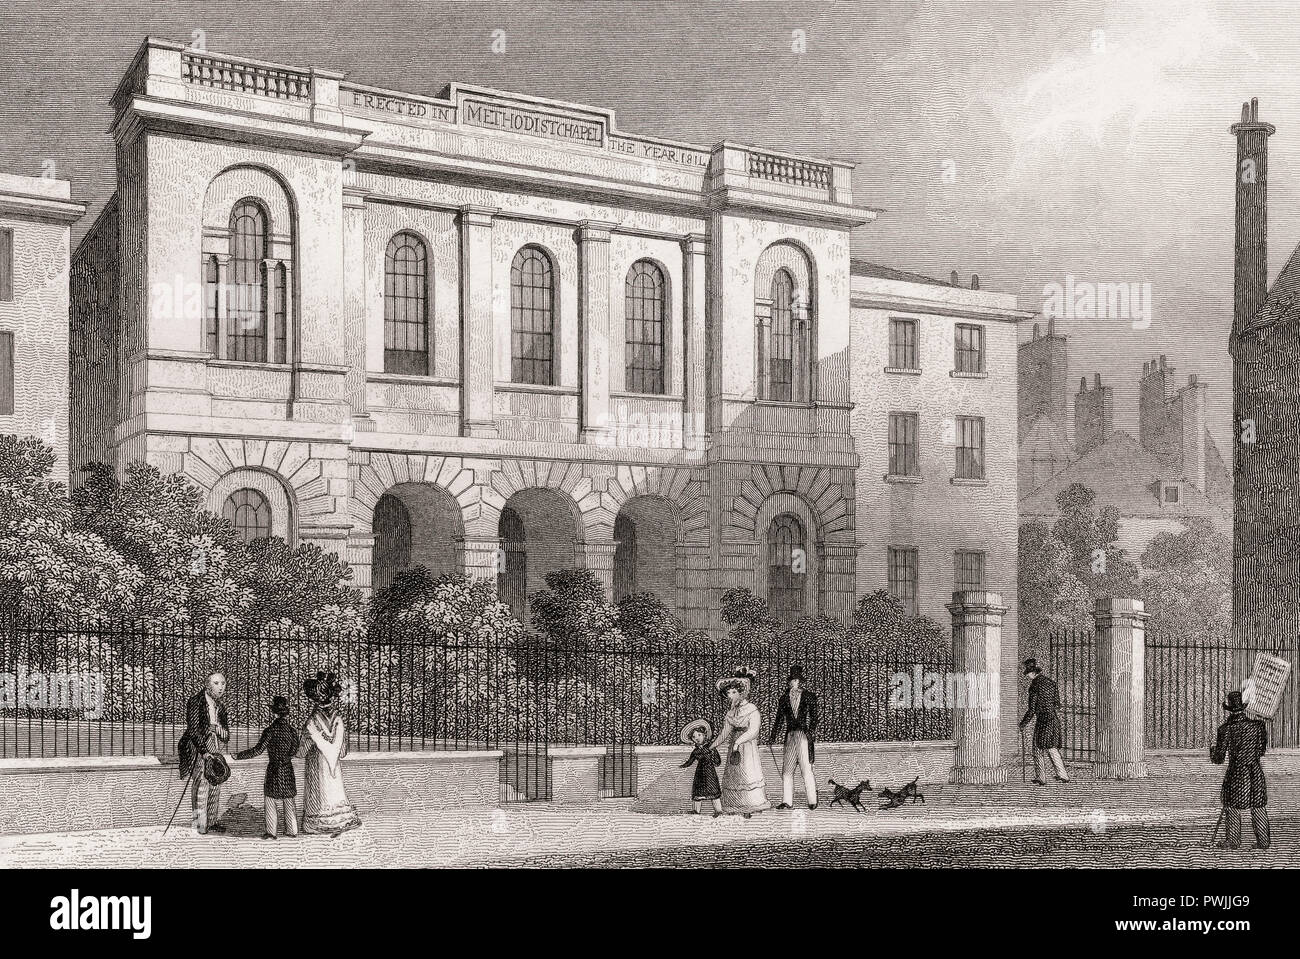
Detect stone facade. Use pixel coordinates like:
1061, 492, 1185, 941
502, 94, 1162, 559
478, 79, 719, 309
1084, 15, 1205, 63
0, 173, 85, 483
70, 38, 1024, 636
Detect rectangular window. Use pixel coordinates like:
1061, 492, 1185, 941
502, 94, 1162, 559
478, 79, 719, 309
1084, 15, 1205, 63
888, 547, 919, 617
954, 550, 986, 592
956, 415, 985, 479
888, 318, 917, 369
0, 331, 13, 415
1164, 485, 1180, 504
888, 412, 920, 476
0, 229, 12, 301
955, 324, 984, 373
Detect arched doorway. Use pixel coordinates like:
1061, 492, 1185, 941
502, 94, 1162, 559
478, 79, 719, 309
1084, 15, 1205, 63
612, 496, 678, 611
371, 482, 463, 592
496, 489, 579, 620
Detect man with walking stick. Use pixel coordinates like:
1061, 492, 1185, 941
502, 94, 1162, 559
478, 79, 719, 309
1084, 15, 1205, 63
177, 670, 235, 834
770, 664, 818, 810
1211, 689, 1270, 850
1018, 659, 1069, 786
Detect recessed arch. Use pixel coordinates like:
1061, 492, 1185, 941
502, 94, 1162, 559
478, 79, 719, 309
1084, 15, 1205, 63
372, 482, 464, 591
208, 467, 295, 545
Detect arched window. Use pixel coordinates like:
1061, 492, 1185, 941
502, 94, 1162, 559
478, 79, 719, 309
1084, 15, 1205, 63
768, 269, 795, 402
625, 260, 666, 395
227, 200, 268, 362
510, 247, 555, 386
384, 232, 430, 375
767, 513, 806, 624
223, 488, 272, 543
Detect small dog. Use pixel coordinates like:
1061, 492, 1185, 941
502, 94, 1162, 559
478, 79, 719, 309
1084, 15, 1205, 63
878, 777, 925, 809
826, 778, 872, 813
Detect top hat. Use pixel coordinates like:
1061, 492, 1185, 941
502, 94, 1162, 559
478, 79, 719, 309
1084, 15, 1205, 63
680, 719, 713, 744
787, 665, 805, 684
1224, 690, 1247, 713
270, 695, 290, 717
1023, 658, 1040, 676
716, 667, 756, 700
203, 752, 231, 787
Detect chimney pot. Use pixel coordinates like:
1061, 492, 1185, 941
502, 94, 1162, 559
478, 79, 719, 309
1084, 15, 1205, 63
1032, 322, 1040, 339
1189, 373, 1198, 386
1242, 102, 1251, 123
950, 270, 959, 286
970, 274, 980, 290
1080, 376, 1088, 392
1048, 317, 1056, 335
1160, 354, 1167, 369
1094, 372, 1102, 388
1252, 97, 1259, 121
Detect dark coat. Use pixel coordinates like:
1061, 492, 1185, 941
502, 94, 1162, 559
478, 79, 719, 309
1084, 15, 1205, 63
178, 689, 230, 780
769, 687, 819, 764
236, 716, 300, 799
680, 744, 722, 800
1212, 712, 1268, 809
1020, 674, 1063, 751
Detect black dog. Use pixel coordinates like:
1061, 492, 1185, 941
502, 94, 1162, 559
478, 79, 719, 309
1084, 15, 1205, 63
878, 777, 925, 809
826, 778, 872, 813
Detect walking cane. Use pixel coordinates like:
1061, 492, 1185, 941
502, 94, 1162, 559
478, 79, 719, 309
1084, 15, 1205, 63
1019, 727, 1027, 783
163, 768, 192, 836
1209, 806, 1225, 847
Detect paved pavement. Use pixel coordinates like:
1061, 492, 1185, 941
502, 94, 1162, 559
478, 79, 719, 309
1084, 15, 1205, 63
1, 774, 1291, 868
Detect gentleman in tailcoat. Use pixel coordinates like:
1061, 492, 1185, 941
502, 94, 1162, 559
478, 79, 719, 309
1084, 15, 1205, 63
236, 695, 301, 839
1019, 659, 1069, 785
179, 670, 232, 834
770, 664, 819, 810
1212, 689, 1270, 850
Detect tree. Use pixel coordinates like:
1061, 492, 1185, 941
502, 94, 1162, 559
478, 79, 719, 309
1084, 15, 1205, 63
1138, 516, 1232, 646
1052, 482, 1139, 598
616, 591, 680, 648
1017, 519, 1093, 642
847, 590, 950, 660
0, 436, 140, 618
528, 567, 622, 648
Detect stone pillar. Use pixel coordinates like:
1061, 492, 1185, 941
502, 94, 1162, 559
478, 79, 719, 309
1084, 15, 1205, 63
342, 188, 372, 428
946, 591, 1009, 785
459, 205, 497, 438
459, 535, 502, 584
753, 298, 771, 400
578, 220, 615, 444
682, 233, 709, 448
1093, 597, 1149, 779
581, 541, 617, 599
215, 254, 231, 358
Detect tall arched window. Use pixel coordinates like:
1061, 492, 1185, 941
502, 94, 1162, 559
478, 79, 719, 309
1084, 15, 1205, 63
384, 232, 430, 375
223, 488, 272, 543
510, 247, 555, 386
228, 200, 268, 362
625, 260, 666, 395
767, 513, 806, 624
768, 269, 795, 402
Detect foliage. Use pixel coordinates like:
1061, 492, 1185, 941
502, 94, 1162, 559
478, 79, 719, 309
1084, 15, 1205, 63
1051, 482, 1139, 598
616, 590, 681, 648
846, 590, 950, 660
528, 567, 623, 648
1017, 519, 1094, 640
1137, 516, 1232, 645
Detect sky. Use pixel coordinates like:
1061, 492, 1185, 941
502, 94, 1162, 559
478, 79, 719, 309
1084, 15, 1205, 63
1, 0, 1295, 456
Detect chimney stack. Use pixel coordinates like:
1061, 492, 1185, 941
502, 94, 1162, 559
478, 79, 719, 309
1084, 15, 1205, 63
1074, 371, 1113, 455
1231, 98, 1275, 337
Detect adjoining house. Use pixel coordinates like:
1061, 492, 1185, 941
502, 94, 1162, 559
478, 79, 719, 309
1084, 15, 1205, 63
1017, 324, 1231, 556
68, 37, 1028, 644
0, 172, 86, 484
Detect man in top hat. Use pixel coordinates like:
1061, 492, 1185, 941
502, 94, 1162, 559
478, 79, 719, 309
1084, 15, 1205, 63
770, 664, 819, 810
1212, 689, 1270, 850
236, 695, 301, 839
179, 670, 233, 834
1019, 659, 1069, 785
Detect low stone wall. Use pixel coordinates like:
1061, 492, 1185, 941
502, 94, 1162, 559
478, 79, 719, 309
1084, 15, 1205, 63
0, 750, 502, 836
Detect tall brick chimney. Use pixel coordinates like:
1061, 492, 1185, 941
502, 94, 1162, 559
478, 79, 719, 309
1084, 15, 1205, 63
1074, 372, 1113, 455
1231, 98, 1274, 337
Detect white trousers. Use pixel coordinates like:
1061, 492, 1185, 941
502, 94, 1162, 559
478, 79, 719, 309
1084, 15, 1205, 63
781, 732, 818, 806
265, 797, 299, 837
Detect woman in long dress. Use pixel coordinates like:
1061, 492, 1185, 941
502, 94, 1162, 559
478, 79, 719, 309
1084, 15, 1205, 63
710, 669, 771, 817
299, 671, 361, 836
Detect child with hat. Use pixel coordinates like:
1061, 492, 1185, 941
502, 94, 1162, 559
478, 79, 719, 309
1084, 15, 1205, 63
235, 694, 301, 839
679, 719, 723, 817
